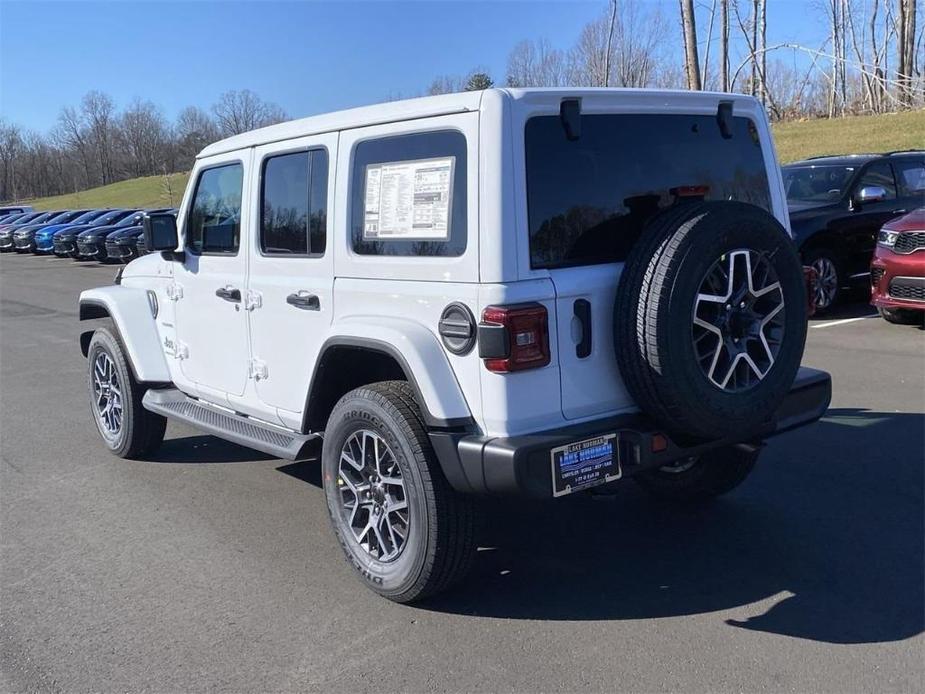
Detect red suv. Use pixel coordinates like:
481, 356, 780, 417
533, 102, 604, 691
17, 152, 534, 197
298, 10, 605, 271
871, 208, 925, 324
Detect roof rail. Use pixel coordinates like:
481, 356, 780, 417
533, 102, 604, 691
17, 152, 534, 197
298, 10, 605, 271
803, 153, 878, 160
881, 149, 925, 156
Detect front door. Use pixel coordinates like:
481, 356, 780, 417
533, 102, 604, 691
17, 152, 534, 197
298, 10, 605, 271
246, 135, 336, 422
173, 155, 251, 400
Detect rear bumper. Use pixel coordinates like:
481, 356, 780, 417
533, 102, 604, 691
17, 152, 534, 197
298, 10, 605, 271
432, 366, 832, 498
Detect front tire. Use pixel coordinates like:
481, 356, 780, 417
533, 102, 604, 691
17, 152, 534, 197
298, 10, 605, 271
87, 327, 166, 458
878, 307, 923, 325
322, 381, 476, 603
634, 445, 760, 502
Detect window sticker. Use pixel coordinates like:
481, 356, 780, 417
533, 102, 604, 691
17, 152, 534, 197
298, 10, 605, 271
363, 157, 454, 240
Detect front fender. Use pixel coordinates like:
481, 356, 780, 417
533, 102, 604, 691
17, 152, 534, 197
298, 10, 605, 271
324, 316, 473, 427
78, 286, 171, 383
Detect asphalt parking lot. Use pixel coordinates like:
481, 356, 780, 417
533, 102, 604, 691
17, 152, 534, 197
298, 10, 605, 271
1, 252, 922, 693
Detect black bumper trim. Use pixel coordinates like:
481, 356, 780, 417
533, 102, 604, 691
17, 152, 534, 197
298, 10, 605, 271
431, 366, 832, 498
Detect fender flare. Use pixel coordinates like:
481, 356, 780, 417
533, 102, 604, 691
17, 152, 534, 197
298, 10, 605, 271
78, 286, 171, 383
306, 318, 474, 431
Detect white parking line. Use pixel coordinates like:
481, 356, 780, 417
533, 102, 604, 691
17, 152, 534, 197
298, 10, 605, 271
810, 314, 879, 329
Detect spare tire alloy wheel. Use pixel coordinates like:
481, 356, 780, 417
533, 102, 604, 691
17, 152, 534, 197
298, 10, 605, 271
337, 429, 409, 562
693, 250, 785, 392
614, 202, 807, 441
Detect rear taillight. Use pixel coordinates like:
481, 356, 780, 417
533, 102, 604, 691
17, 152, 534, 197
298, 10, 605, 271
478, 303, 550, 373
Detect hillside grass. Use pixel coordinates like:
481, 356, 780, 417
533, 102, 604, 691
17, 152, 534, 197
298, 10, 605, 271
26, 172, 190, 211
18, 110, 924, 210
771, 110, 925, 163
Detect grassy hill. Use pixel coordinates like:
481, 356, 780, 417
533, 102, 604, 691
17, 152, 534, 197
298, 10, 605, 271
20, 110, 924, 210
771, 110, 925, 163
26, 172, 190, 211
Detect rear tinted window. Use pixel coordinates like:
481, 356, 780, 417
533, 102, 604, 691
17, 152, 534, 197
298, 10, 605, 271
525, 113, 771, 269
260, 149, 328, 256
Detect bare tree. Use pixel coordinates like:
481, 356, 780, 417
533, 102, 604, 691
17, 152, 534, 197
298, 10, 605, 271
119, 99, 170, 177
211, 89, 288, 137
679, 0, 703, 89
54, 105, 94, 187
0, 121, 24, 201
721, 0, 731, 90
175, 106, 217, 166
897, 0, 918, 104
571, 1, 665, 87
506, 38, 573, 87
82, 91, 117, 184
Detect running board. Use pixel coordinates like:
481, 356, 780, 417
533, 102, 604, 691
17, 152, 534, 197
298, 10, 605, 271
142, 388, 318, 460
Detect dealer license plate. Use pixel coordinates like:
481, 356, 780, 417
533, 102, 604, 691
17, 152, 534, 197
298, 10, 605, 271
550, 433, 620, 497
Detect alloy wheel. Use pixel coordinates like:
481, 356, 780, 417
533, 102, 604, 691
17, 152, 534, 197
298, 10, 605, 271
92, 351, 123, 435
692, 249, 786, 392
337, 430, 409, 562
810, 256, 838, 310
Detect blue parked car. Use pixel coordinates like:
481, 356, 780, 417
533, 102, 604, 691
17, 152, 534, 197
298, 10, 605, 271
13, 210, 93, 253
52, 209, 137, 257
33, 209, 111, 254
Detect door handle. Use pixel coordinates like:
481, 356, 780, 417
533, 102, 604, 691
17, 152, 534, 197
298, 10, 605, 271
286, 291, 320, 311
215, 286, 241, 302
892, 209, 907, 214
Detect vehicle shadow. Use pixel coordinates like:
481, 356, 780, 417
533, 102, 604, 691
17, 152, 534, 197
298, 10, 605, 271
809, 297, 878, 323
416, 408, 924, 645
147, 434, 276, 464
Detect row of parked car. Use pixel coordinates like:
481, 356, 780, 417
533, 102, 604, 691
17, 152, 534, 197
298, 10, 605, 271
0, 207, 176, 262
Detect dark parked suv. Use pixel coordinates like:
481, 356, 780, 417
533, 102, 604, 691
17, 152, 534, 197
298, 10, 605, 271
784, 150, 925, 311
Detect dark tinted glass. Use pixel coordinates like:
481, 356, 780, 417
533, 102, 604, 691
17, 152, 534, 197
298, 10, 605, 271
69, 210, 106, 224
857, 162, 896, 199
525, 114, 771, 269
892, 159, 925, 196
260, 149, 328, 256
309, 150, 328, 255
783, 165, 857, 202
351, 130, 466, 257
186, 163, 243, 254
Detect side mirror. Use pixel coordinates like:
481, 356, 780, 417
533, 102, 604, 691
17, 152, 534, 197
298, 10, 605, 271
143, 212, 181, 259
855, 185, 887, 206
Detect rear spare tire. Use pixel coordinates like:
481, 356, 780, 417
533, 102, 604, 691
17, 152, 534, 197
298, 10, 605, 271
614, 202, 807, 441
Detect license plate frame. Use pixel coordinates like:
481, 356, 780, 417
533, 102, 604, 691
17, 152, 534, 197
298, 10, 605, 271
550, 433, 621, 497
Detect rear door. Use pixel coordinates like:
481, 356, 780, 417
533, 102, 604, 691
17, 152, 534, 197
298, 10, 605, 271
246, 133, 336, 421
523, 110, 776, 420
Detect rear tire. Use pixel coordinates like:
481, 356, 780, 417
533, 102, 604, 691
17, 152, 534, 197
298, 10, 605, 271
878, 307, 923, 325
803, 248, 842, 314
322, 381, 476, 603
634, 445, 760, 502
87, 327, 166, 458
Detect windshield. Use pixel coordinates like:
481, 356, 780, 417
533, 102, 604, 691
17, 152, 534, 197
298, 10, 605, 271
783, 165, 856, 203
115, 210, 142, 227
525, 113, 771, 269
70, 210, 108, 224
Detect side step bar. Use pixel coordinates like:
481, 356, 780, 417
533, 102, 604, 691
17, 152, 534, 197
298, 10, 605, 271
142, 388, 318, 460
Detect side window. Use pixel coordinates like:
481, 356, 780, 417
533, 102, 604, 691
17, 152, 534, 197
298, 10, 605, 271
186, 163, 244, 255
260, 149, 328, 256
351, 130, 466, 257
893, 159, 925, 197
856, 162, 897, 200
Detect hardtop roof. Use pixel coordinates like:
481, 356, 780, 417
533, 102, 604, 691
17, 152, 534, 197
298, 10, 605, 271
197, 87, 764, 159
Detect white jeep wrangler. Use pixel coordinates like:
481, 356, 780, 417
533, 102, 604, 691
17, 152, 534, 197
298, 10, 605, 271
79, 89, 831, 603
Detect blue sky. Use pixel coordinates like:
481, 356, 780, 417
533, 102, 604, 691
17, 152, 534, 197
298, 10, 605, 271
1, 1, 824, 133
